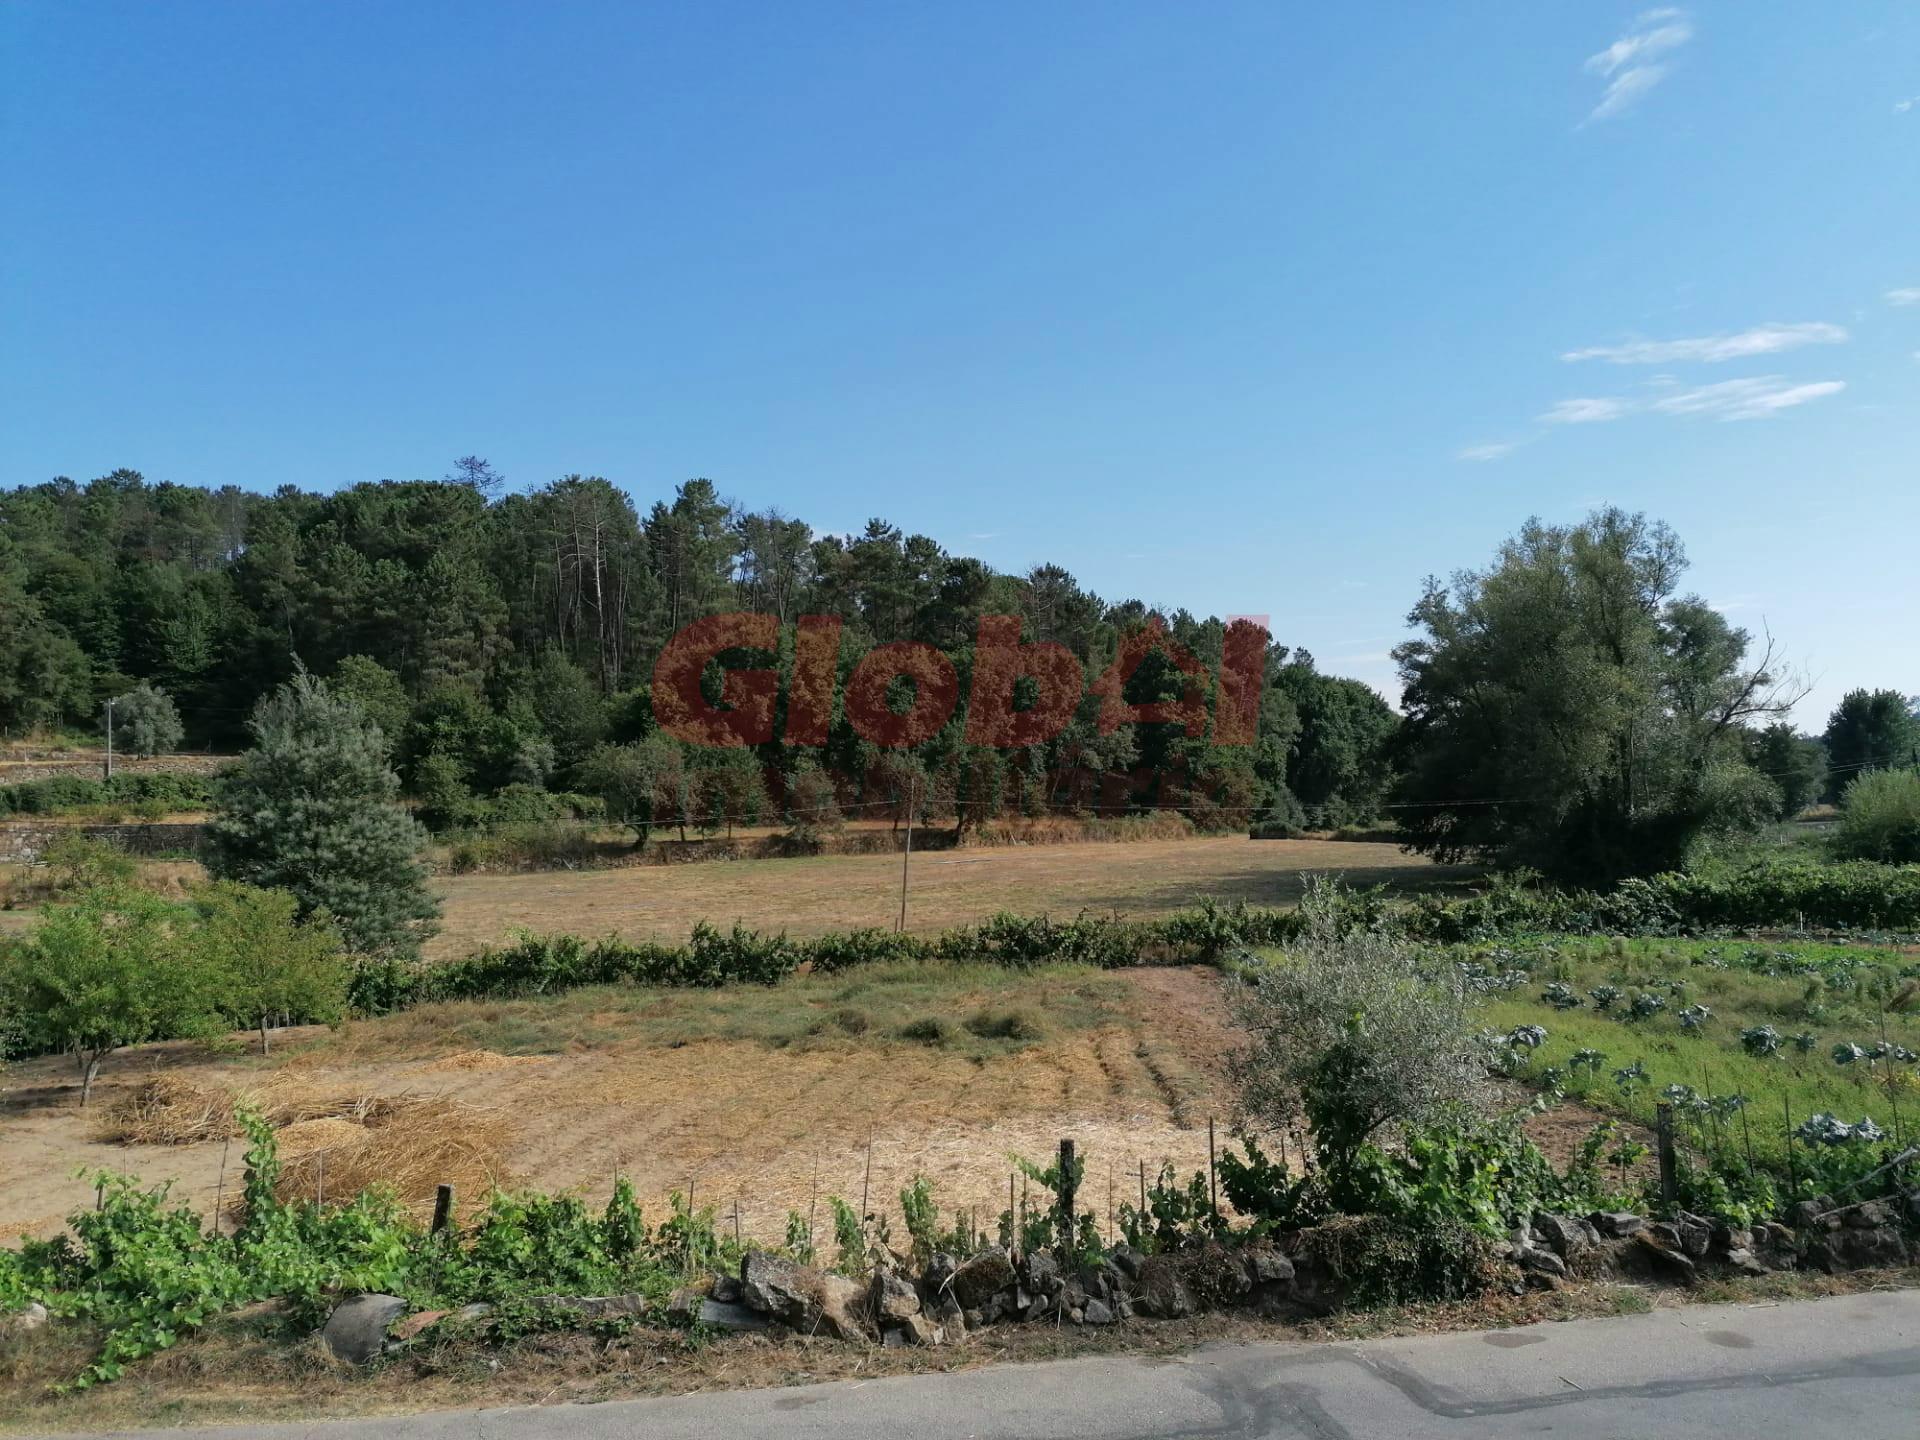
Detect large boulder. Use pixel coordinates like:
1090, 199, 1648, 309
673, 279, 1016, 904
816, 1273, 872, 1342
322, 1294, 409, 1364
1534, 1213, 1599, 1261
741, 1251, 817, 1323
950, 1248, 1017, 1311
1134, 1254, 1195, 1319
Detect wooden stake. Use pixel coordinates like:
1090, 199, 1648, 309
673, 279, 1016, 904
431, 1183, 454, 1236
861, 1137, 873, 1220
213, 1134, 231, 1235
1655, 1103, 1677, 1212
1207, 1118, 1219, 1229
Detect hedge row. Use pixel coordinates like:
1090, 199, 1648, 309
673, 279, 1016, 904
0, 772, 214, 817
346, 860, 1920, 1014
1402, 861, 1920, 943
347, 901, 1310, 1012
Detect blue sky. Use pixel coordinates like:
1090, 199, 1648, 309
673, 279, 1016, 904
3, 2, 1916, 726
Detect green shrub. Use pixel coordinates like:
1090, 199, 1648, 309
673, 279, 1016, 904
1834, 769, 1920, 864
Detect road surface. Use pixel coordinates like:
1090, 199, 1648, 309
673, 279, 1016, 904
76, 1289, 1920, 1440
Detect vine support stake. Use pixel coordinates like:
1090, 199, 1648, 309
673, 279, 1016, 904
1655, 1103, 1677, 1212
1058, 1138, 1077, 1255
213, 1134, 231, 1236
1138, 1158, 1147, 1220
1207, 1118, 1219, 1230
861, 1137, 873, 1221
431, 1183, 454, 1236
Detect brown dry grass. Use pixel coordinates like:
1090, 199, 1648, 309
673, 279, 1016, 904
267, 1098, 514, 1221
3, 965, 1238, 1246
425, 834, 1470, 958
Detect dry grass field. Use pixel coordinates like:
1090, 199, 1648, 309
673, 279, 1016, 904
0, 834, 1481, 1247
424, 834, 1473, 957
0, 963, 1242, 1246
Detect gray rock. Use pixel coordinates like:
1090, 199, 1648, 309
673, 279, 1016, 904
666, 1287, 703, 1325
710, 1271, 743, 1304
1520, 1249, 1567, 1278
0, 1302, 49, 1337
1135, 1254, 1194, 1319
1625, 1234, 1698, 1286
1247, 1248, 1295, 1285
741, 1251, 816, 1322
950, 1248, 1017, 1310
815, 1273, 872, 1342
1844, 1201, 1895, 1230
1024, 1249, 1064, 1295
1535, 1213, 1595, 1260
925, 1251, 959, 1293
1109, 1244, 1144, 1281
1590, 1211, 1645, 1238
927, 1295, 966, 1340
702, 1301, 772, 1331
1083, 1298, 1115, 1325
531, 1293, 648, 1321
322, 1294, 409, 1365
1724, 1248, 1769, 1278
1805, 1225, 1909, 1273
869, 1269, 921, 1321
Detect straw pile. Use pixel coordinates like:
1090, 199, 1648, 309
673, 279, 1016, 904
268, 1097, 514, 1219
424, 1049, 549, 1073
99, 1074, 406, 1145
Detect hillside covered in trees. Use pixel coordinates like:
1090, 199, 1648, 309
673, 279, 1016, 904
0, 465, 1397, 832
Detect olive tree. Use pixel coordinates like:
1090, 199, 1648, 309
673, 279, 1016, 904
1230, 882, 1495, 1200
194, 881, 347, 1054
109, 681, 184, 757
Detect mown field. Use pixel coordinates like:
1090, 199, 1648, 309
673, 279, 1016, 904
424, 834, 1473, 957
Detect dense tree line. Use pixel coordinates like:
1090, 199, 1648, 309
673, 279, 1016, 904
0, 465, 1395, 830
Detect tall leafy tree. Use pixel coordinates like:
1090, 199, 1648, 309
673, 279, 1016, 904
1394, 508, 1794, 882
108, 681, 184, 757
1822, 689, 1920, 801
208, 673, 439, 957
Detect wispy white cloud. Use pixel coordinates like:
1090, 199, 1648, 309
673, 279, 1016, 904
1897, 96, 1918, 114
1540, 396, 1634, 425
1563, 321, 1847, 365
1541, 375, 1845, 426
1456, 440, 1520, 461
1886, 287, 1920, 306
1649, 375, 1845, 421
1585, 8, 1694, 122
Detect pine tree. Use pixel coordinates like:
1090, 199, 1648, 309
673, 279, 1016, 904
208, 673, 439, 957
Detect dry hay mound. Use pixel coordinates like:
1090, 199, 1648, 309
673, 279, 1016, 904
424, 1049, 549, 1073
265, 1097, 514, 1220
272, 1117, 370, 1159
97, 1074, 407, 1145
98, 1074, 236, 1145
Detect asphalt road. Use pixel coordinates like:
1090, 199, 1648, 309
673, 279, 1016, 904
75, 1289, 1920, 1440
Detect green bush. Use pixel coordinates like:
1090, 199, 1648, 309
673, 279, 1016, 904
1834, 769, 1920, 864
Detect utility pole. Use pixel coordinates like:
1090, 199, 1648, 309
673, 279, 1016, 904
103, 697, 116, 782
896, 777, 916, 933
